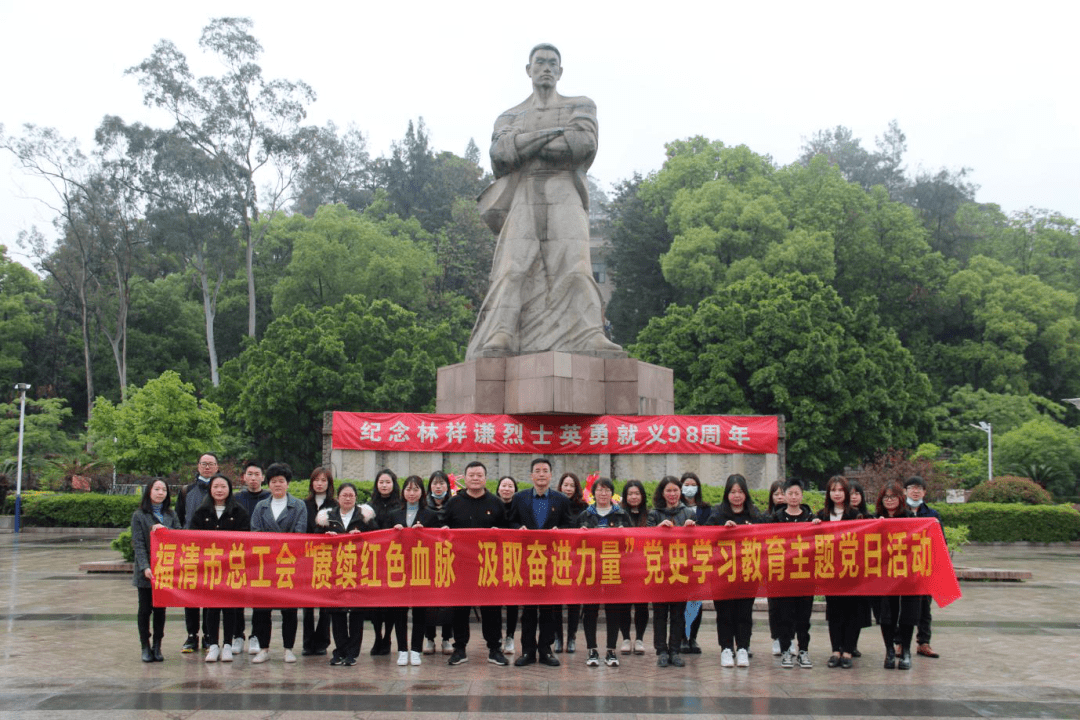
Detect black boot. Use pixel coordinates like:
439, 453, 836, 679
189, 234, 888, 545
141, 642, 154, 663
883, 646, 896, 669
898, 648, 912, 670
152, 639, 164, 662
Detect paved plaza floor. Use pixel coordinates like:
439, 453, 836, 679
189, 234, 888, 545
1, 532, 1077, 719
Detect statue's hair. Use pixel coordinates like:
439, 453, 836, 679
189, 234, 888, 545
529, 43, 561, 64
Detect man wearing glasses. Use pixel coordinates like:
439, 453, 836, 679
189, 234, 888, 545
176, 452, 219, 653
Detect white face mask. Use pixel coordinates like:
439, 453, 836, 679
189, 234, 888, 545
682, 485, 697, 499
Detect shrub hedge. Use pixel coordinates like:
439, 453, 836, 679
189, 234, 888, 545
968, 476, 1054, 505
935, 502, 1080, 542
112, 529, 135, 562
6, 492, 141, 528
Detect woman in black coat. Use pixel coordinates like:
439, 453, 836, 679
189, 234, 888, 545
316, 482, 376, 665
876, 481, 922, 670
817, 475, 870, 669
302, 466, 337, 657
386, 475, 440, 665
132, 478, 181, 662
190, 473, 250, 662
367, 468, 401, 655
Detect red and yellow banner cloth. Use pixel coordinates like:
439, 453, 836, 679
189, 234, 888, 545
151, 518, 960, 608
331, 411, 779, 455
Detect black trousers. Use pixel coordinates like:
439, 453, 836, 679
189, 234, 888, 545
767, 597, 781, 639
553, 604, 581, 641
520, 604, 556, 658
136, 587, 165, 645
451, 606, 502, 653
302, 607, 332, 652
204, 607, 236, 646
252, 608, 297, 649
825, 596, 862, 654
620, 603, 649, 641
233, 608, 246, 640
714, 597, 754, 651
331, 609, 364, 660
775, 595, 813, 653
184, 606, 203, 638
504, 606, 519, 637
652, 601, 686, 653
916, 595, 932, 644
388, 607, 425, 652
583, 603, 627, 650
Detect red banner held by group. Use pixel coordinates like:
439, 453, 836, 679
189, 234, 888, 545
151, 518, 960, 609
331, 411, 779, 455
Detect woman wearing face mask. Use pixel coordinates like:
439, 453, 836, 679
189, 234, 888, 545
132, 479, 181, 662
648, 476, 696, 668
552, 472, 588, 653
368, 469, 401, 656
317, 482, 376, 666
422, 470, 455, 655
302, 467, 337, 657
619, 479, 650, 655
679, 472, 711, 654
496, 475, 520, 656
387, 475, 439, 665
704, 473, 761, 668
190, 474, 250, 662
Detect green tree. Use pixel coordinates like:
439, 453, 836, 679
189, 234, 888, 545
0, 396, 78, 473
0, 245, 47, 387
293, 121, 374, 216
630, 272, 934, 480
797, 121, 908, 198
88, 370, 223, 476
994, 417, 1080, 497
216, 295, 459, 468
932, 385, 1067, 454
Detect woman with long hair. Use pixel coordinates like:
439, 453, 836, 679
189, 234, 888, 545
190, 474, 250, 662
302, 466, 337, 657
619, 479, 650, 655
765, 479, 787, 656
876, 481, 922, 670
679, 471, 711, 654
423, 470, 454, 654
131, 479, 180, 662
553, 471, 587, 653
368, 468, 401, 656
387, 475, 439, 665
497, 475, 520, 656
576, 477, 631, 667
647, 475, 696, 668
817, 476, 869, 669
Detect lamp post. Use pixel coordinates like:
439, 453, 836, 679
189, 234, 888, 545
969, 421, 992, 483
13, 383, 31, 534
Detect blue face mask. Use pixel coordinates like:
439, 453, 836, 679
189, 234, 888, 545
906, 497, 922, 508
431, 490, 447, 501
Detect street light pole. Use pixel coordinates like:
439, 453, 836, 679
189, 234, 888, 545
13, 383, 31, 534
969, 421, 992, 482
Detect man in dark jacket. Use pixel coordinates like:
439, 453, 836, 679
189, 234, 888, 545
510, 458, 572, 667
176, 452, 218, 653
232, 460, 269, 654
905, 476, 943, 659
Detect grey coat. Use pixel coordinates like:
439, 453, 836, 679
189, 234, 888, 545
250, 494, 308, 534
131, 508, 180, 588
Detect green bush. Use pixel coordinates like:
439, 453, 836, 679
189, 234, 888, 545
936, 502, 1080, 542
968, 476, 1054, 505
14, 493, 141, 528
943, 524, 970, 555
112, 529, 134, 562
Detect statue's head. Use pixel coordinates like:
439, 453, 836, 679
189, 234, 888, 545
526, 43, 562, 89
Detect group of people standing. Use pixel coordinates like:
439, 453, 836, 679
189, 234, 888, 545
131, 455, 942, 673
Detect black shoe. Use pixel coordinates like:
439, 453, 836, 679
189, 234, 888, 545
604, 649, 619, 667
151, 641, 164, 662
141, 644, 154, 663
840, 656, 853, 669
539, 653, 561, 667
566, 638, 576, 654
182, 635, 198, 653
329, 652, 343, 666
586, 648, 600, 667
488, 650, 509, 666
687, 639, 702, 654
898, 650, 912, 670
513, 654, 536, 667
884, 648, 896, 669
656, 651, 670, 668
669, 652, 685, 668
553, 637, 563, 653
827, 655, 841, 668
448, 649, 468, 665
851, 648, 862, 658
343, 655, 356, 666
679, 639, 690, 653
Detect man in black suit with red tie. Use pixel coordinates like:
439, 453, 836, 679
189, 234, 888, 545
510, 457, 572, 667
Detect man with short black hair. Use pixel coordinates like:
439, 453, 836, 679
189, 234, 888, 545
233, 460, 269, 654
904, 476, 943, 659
510, 458, 572, 667
176, 452, 219, 653
442, 460, 509, 667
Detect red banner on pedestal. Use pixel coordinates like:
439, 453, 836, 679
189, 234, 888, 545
331, 411, 778, 455
151, 519, 959, 609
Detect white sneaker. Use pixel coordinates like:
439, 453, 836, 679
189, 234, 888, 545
252, 649, 270, 664
634, 639, 645, 655
720, 647, 734, 667
736, 648, 749, 667
798, 650, 813, 668
442, 640, 453, 655
410, 650, 422, 665
221, 644, 233, 662
248, 637, 261, 655
283, 649, 297, 663
231, 637, 244, 655
780, 651, 793, 668
772, 638, 781, 656
503, 637, 515, 655
397, 651, 409, 666
620, 639, 631, 654
204, 644, 220, 663
423, 638, 436, 655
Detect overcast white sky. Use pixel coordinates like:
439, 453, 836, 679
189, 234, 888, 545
2, 0, 1078, 268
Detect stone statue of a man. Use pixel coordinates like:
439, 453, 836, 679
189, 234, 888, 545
466, 43, 624, 360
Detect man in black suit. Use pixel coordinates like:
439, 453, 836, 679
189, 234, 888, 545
510, 457, 572, 667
